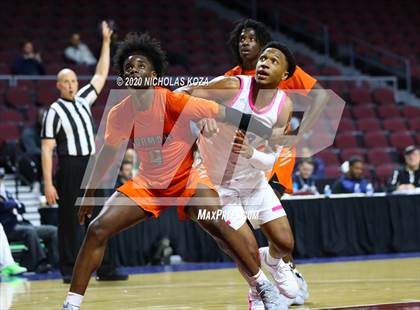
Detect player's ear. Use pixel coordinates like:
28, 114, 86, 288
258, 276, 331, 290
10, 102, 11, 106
151, 71, 158, 78
281, 71, 289, 81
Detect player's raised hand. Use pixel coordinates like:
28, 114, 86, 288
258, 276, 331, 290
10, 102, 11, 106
232, 130, 254, 159
101, 21, 113, 43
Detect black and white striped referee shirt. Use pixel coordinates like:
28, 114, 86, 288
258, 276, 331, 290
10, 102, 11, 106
41, 83, 98, 156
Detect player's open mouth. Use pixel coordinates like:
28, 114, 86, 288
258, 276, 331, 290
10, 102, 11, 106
240, 48, 251, 55
256, 69, 269, 79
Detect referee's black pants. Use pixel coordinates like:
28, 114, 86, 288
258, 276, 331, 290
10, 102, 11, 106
56, 156, 117, 277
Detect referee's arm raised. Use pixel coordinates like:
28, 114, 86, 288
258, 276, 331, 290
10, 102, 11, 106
89, 21, 113, 96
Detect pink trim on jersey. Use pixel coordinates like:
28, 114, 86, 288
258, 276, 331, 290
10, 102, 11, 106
248, 78, 278, 115
227, 76, 244, 107
277, 91, 287, 117
272, 205, 284, 212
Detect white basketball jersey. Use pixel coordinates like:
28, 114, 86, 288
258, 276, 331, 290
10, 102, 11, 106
198, 75, 287, 186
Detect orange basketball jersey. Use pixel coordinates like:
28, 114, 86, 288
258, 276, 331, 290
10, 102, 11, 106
104, 87, 219, 217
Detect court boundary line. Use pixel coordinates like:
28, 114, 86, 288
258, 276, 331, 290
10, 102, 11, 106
294, 252, 420, 265
314, 300, 420, 309
2, 252, 419, 282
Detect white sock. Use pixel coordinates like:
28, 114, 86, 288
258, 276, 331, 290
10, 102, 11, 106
265, 249, 281, 267
65, 292, 83, 308
247, 269, 269, 287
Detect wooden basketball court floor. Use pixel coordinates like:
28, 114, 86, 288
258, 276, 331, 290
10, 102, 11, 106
1, 256, 419, 309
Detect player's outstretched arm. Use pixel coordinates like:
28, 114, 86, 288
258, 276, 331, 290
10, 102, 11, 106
176, 76, 274, 139
78, 143, 119, 224
175, 75, 240, 104
79, 102, 133, 223
89, 21, 113, 95
215, 106, 273, 139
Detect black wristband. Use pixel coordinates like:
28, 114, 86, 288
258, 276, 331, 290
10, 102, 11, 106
224, 107, 272, 139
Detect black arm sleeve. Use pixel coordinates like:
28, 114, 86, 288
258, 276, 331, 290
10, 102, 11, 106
224, 107, 272, 139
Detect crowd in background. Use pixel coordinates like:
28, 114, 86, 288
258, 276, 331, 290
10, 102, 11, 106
292, 145, 419, 195
1, 28, 419, 277
11, 33, 97, 76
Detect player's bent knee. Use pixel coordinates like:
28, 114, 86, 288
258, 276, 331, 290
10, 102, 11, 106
271, 232, 294, 255
87, 219, 110, 245
199, 217, 227, 239
285, 238, 294, 254
281, 232, 294, 254
289, 234, 295, 252
284, 236, 295, 254
246, 240, 260, 264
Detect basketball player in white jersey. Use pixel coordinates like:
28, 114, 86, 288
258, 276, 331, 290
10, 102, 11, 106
178, 42, 299, 309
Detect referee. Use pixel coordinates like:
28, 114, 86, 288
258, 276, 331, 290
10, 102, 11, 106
41, 21, 126, 283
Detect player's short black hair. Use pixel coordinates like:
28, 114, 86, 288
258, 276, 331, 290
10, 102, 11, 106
227, 18, 272, 66
349, 157, 363, 166
261, 41, 296, 79
114, 32, 168, 76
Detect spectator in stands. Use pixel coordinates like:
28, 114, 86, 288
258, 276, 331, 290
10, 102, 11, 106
12, 41, 45, 75
292, 158, 319, 194
332, 157, 372, 194
123, 148, 139, 176
20, 108, 45, 182
0, 168, 58, 272
0, 222, 27, 276
389, 145, 420, 191
115, 161, 133, 189
64, 33, 97, 66
299, 147, 325, 178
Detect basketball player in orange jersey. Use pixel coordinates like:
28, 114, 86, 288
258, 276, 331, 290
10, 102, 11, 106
178, 41, 304, 309
225, 19, 321, 305
62, 33, 286, 310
